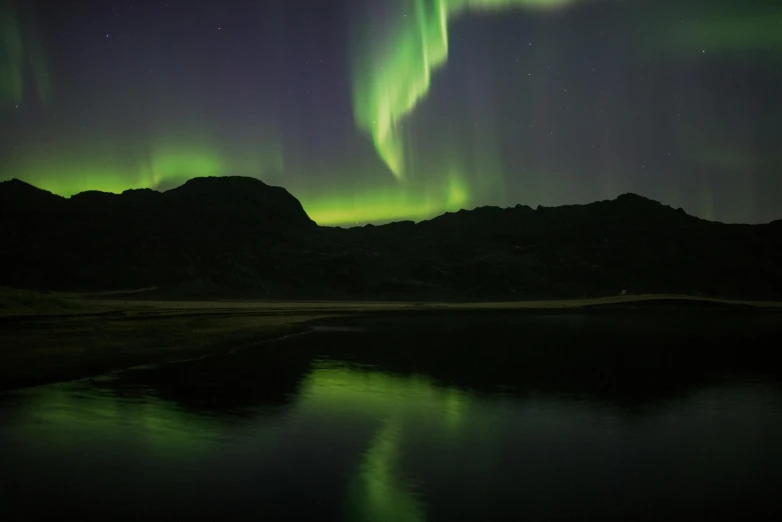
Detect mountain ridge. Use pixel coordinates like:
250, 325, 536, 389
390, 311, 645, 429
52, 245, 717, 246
0, 177, 732, 225
1, 176, 780, 300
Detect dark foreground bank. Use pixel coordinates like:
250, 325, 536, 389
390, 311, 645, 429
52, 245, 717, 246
0, 310, 321, 392
0, 299, 775, 392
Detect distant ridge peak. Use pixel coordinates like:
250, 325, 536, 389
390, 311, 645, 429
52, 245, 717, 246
615, 192, 659, 204
1, 175, 316, 229
1, 178, 45, 191
617, 192, 647, 200
0, 178, 64, 211
178, 175, 271, 189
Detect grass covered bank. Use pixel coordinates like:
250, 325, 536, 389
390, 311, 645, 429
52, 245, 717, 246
1, 289, 780, 392
0, 309, 327, 392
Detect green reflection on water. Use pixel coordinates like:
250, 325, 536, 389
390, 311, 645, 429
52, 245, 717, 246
16, 385, 222, 455
352, 420, 426, 522
298, 364, 475, 522
15, 363, 479, 521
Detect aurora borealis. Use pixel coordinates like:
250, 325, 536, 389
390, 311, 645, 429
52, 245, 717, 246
1, 0, 781, 224
351, 0, 591, 180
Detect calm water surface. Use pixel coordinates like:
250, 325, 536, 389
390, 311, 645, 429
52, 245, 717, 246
2, 312, 782, 521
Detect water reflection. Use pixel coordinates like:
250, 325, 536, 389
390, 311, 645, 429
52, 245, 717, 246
299, 363, 474, 522
351, 420, 425, 522
2, 315, 782, 521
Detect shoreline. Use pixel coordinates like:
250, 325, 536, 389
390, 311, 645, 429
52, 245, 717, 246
1, 295, 780, 393
0, 311, 327, 394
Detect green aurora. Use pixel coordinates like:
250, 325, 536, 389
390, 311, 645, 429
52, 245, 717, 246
2, 0, 781, 225
657, 1, 782, 53
0, 0, 49, 107
5, 144, 467, 226
6, 0, 589, 226
350, 0, 590, 180
3, 120, 287, 213
300, 168, 471, 225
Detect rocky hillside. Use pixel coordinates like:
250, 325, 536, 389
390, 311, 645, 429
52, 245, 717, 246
1, 177, 780, 300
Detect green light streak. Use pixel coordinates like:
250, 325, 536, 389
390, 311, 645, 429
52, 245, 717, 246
351, 0, 587, 179
667, 12, 782, 53
3, 132, 283, 197
0, 0, 49, 107
0, 3, 23, 104
301, 171, 470, 225
9, 147, 224, 196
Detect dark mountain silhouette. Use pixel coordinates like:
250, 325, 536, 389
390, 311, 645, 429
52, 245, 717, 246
1, 176, 781, 300
0, 178, 67, 212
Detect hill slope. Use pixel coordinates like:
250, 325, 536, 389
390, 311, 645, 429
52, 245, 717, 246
1, 177, 780, 300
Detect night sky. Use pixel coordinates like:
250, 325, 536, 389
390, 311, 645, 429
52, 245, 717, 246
1, 0, 780, 225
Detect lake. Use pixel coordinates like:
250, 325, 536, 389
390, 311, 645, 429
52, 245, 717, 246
2, 311, 782, 521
